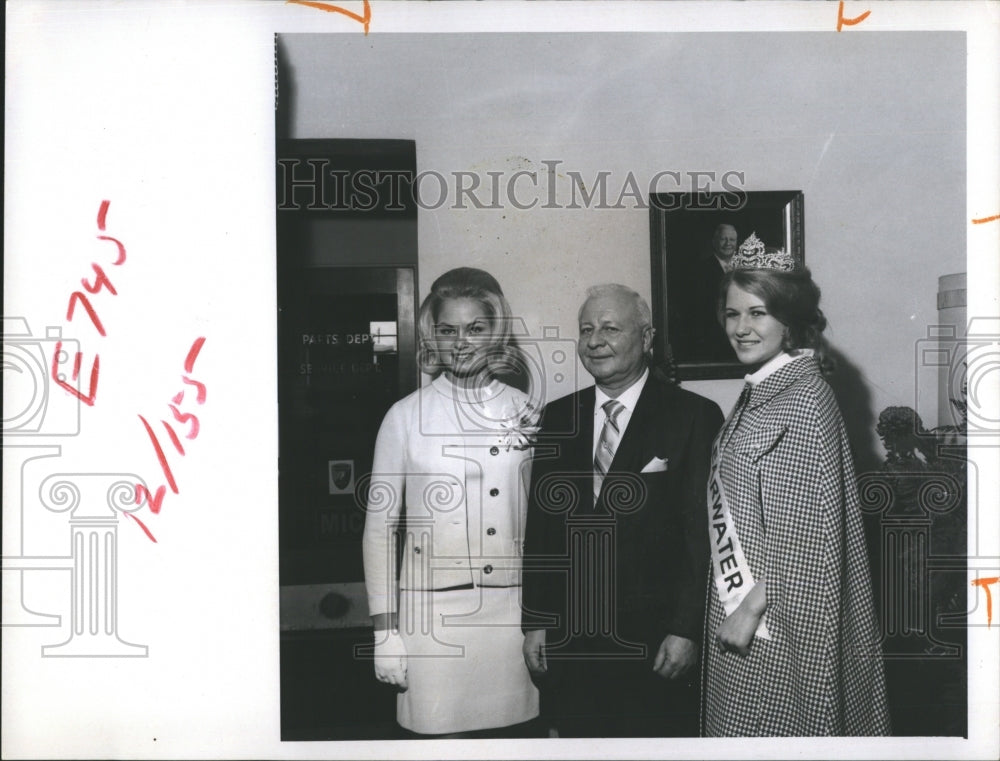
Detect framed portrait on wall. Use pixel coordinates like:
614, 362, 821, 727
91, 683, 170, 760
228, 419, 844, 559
649, 190, 804, 380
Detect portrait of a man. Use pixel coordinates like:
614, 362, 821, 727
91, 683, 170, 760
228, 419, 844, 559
710, 223, 739, 272
669, 221, 742, 364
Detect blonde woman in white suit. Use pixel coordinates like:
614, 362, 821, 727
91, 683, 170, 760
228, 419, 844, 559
702, 235, 890, 736
362, 267, 540, 737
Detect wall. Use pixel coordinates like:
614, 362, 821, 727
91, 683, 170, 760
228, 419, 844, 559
280, 32, 966, 468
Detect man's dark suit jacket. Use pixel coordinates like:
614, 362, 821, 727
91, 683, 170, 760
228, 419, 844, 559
522, 370, 723, 736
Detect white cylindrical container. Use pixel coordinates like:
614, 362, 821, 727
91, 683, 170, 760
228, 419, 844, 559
937, 273, 967, 429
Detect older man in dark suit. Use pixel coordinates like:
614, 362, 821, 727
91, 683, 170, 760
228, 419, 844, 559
521, 283, 723, 738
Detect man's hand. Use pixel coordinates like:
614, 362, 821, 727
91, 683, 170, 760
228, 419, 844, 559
652, 634, 698, 679
523, 629, 547, 674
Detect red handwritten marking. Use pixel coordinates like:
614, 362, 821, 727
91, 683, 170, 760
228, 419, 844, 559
972, 214, 1000, 225
286, 0, 370, 34
97, 200, 110, 231
837, 1, 871, 32
97, 235, 127, 265
135, 484, 167, 515
51, 341, 99, 406
81, 263, 117, 296
169, 404, 201, 440
66, 291, 107, 336
138, 415, 179, 494
184, 336, 206, 373
181, 376, 207, 404
161, 420, 186, 456
50, 200, 127, 409
971, 577, 1000, 627
124, 510, 158, 543
132, 337, 208, 536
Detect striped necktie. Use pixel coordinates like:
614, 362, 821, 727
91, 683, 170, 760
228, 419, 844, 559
594, 399, 625, 501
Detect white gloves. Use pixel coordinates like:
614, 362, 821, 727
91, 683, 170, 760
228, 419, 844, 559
373, 629, 408, 690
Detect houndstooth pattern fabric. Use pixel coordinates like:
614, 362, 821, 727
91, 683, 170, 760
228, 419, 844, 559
702, 356, 891, 736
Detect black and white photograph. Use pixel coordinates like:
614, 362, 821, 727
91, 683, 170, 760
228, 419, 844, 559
275, 26, 976, 746
4, 2, 998, 760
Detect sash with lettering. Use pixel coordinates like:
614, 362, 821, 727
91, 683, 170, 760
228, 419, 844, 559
708, 434, 770, 639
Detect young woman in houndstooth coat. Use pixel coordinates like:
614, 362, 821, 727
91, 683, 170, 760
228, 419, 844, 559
701, 235, 890, 736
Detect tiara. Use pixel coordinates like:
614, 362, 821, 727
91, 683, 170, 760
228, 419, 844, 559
730, 232, 796, 272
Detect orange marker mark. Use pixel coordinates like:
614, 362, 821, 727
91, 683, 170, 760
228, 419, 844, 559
837, 1, 871, 32
287, 0, 370, 34
971, 577, 1000, 627
972, 214, 1000, 225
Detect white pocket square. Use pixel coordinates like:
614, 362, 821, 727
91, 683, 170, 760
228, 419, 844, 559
640, 456, 669, 473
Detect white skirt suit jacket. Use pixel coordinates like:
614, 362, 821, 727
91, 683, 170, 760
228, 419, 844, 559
362, 373, 535, 618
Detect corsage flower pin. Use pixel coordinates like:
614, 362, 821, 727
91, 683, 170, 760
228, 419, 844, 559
499, 398, 542, 451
